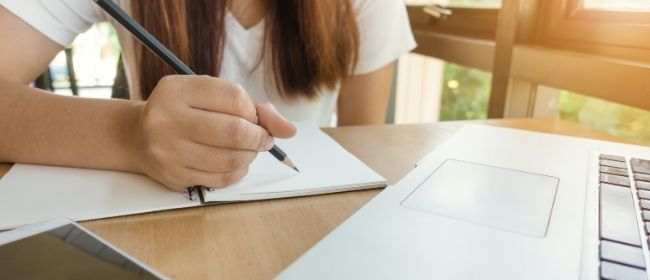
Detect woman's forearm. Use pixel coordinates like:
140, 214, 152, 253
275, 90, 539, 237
0, 78, 144, 172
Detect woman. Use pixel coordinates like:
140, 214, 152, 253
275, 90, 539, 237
0, 0, 415, 190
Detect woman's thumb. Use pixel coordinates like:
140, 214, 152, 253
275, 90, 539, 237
256, 103, 296, 139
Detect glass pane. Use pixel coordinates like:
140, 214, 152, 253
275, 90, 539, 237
404, 0, 501, 8
71, 22, 121, 88
558, 91, 650, 145
393, 54, 491, 123
439, 63, 491, 120
50, 52, 70, 90
49, 22, 120, 99
583, 0, 650, 11
447, 0, 501, 8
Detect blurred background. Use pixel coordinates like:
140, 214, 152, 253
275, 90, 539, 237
45, 0, 650, 145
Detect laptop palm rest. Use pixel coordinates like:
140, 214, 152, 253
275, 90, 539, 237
401, 159, 559, 237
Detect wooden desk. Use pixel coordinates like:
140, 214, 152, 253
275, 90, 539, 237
0, 119, 641, 279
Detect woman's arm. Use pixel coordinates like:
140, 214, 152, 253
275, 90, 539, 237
337, 63, 395, 126
0, 6, 295, 190
0, 6, 142, 171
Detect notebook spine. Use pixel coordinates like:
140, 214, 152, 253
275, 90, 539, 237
185, 186, 210, 203
185, 186, 201, 202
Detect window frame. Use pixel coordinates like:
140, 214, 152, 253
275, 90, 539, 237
537, 0, 650, 62
408, 5, 497, 71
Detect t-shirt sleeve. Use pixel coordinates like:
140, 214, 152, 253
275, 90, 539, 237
0, 0, 105, 47
352, 0, 417, 75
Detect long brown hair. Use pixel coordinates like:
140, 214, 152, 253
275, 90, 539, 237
130, 0, 359, 100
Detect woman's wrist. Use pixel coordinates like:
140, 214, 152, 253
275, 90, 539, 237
121, 100, 146, 174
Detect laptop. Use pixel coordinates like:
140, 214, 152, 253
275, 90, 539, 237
0, 218, 167, 279
278, 124, 650, 279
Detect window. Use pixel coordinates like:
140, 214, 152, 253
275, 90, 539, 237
447, 0, 501, 8
406, 0, 650, 145
49, 22, 120, 99
406, 0, 501, 7
584, 0, 650, 11
558, 91, 650, 145
397, 0, 498, 123
393, 53, 492, 123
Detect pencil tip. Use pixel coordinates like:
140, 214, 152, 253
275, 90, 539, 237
282, 157, 299, 172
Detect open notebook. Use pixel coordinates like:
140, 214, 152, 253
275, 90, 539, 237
0, 122, 386, 229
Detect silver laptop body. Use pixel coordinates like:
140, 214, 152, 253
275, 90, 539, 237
279, 124, 650, 280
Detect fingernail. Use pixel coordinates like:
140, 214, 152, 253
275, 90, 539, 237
264, 137, 275, 151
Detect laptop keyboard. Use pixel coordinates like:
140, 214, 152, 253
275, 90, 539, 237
599, 154, 650, 280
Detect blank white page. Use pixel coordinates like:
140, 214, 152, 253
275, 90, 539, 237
202, 122, 386, 202
0, 164, 200, 230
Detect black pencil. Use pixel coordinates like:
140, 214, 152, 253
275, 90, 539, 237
93, 0, 299, 172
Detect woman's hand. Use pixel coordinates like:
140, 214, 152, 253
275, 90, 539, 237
133, 75, 296, 191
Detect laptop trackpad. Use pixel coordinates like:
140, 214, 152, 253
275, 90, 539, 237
401, 159, 558, 237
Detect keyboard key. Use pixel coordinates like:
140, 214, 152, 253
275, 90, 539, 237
601, 183, 642, 246
640, 200, 650, 210
602, 159, 628, 169
636, 173, 650, 182
601, 240, 646, 268
601, 166, 629, 176
639, 190, 650, 200
637, 181, 650, 191
644, 211, 650, 221
601, 154, 626, 162
601, 173, 631, 187
646, 222, 650, 234
601, 261, 648, 280
632, 158, 650, 174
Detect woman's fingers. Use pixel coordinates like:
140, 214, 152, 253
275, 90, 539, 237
182, 109, 274, 151
255, 102, 296, 139
177, 141, 258, 173
173, 75, 259, 124
184, 166, 249, 189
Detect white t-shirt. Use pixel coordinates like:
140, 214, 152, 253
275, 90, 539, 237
0, 0, 416, 126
